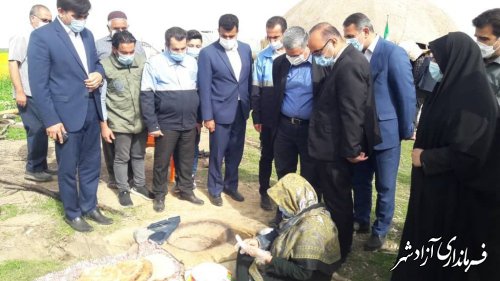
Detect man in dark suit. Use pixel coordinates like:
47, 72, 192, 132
343, 13, 416, 250
28, 0, 112, 232
198, 14, 252, 206
308, 22, 380, 262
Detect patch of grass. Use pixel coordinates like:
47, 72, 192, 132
0, 204, 20, 221
34, 197, 75, 237
5, 126, 25, 140
0, 76, 14, 112
0, 259, 63, 281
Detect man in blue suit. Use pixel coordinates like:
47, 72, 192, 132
198, 14, 252, 206
343, 13, 416, 250
28, 0, 112, 232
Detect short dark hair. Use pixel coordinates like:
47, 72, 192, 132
218, 14, 239, 31
187, 29, 203, 42
111, 30, 136, 49
310, 22, 342, 39
473, 8, 500, 37
57, 0, 91, 16
165, 26, 187, 47
343, 12, 374, 32
266, 16, 287, 32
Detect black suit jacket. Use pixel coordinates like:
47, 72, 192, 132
308, 44, 381, 161
270, 54, 328, 135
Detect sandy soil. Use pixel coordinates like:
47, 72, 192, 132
0, 130, 274, 276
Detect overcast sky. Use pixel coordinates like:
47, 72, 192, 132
0, 0, 497, 50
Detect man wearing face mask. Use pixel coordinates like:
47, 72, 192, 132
100, 30, 148, 207
95, 10, 146, 191
172, 29, 204, 191
473, 8, 500, 104
343, 13, 416, 251
270, 26, 320, 197
198, 14, 253, 207
141, 27, 204, 212
8, 4, 56, 182
28, 0, 112, 232
308, 22, 380, 263
251, 16, 287, 211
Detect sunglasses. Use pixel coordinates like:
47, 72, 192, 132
34, 15, 52, 23
311, 39, 332, 56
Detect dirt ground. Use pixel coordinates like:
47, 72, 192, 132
0, 129, 399, 280
0, 130, 275, 277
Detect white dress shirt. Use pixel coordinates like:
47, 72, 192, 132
57, 16, 89, 75
364, 35, 380, 63
225, 43, 242, 82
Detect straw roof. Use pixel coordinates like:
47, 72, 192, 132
284, 0, 457, 44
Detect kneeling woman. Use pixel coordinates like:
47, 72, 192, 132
236, 173, 341, 281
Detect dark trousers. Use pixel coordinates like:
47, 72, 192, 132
153, 128, 196, 198
352, 145, 401, 236
18, 97, 48, 173
273, 116, 317, 190
207, 104, 246, 196
113, 131, 147, 192
56, 98, 101, 220
102, 135, 133, 183
259, 125, 274, 196
173, 129, 201, 181
317, 160, 353, 261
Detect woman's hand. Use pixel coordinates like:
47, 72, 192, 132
245, 245, 272, 265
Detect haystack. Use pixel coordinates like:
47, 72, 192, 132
284, 0, 457, 44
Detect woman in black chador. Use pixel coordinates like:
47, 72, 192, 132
391, 32, 500, 281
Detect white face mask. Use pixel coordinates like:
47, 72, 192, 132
219, 37, 237, 50
286, 53, 307, 66
477, 41, 496, 59
269, 40, 283, 51
187, 47, 201, 58
36, 21, 48, 29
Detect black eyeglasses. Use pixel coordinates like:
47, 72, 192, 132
34, 15, 52, 23
311, 39, 332, 56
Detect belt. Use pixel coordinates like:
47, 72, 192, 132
281, 114, 309, 125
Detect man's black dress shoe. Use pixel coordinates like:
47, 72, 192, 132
64, 216, 93, 232
153, 198, 165, 212
223, 189, 245, 202
85, 209, 113, 225
179, 193, 204, 205
209, 194, 223, 207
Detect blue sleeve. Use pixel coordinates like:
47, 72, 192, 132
388, 46, 416, 139
198, 48, 214, 121
100, 81, 108, 120
27, 31, 61, 128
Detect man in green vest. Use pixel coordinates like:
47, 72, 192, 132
100, 30, 149, 207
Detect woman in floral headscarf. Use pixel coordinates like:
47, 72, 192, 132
236, 173, 341, 281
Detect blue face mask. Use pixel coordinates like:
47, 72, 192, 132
169, 50, 185, 62
429, 61, 443, 82
117, 53, 134, 66
69, 18, 86, 33
346, 38, 363, 52
314, 54, 335, 67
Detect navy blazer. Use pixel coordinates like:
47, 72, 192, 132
198, 40, 252, 124
27, 20, 104, 132
370, 38, 416, 150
